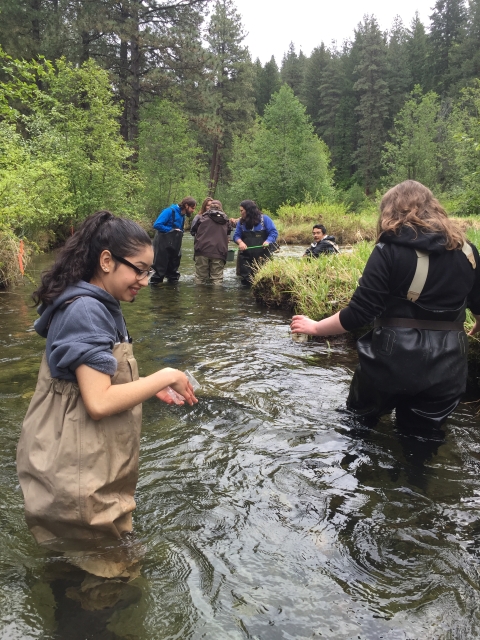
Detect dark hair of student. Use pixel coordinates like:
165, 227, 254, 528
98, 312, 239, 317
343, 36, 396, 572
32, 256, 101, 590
313, 224, 326, 234
33, 210, 152, 306
240, 200, 262, 230
179, 196, 197, 210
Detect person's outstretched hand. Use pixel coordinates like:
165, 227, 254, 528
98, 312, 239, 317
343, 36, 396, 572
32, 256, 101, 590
291, 315, 318, 335
468, 318, 480, 336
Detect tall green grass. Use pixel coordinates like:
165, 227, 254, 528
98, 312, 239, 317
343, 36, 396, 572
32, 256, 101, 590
251, 242, 373, 318
274, 202, 378, 245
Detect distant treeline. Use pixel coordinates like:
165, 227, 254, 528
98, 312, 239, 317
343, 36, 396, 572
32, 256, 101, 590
1, 0, 480, 237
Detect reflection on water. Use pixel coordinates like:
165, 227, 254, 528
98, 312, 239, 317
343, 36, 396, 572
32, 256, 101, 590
1, 237, 480, 638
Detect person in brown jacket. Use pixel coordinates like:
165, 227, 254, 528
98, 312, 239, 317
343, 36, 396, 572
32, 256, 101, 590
190, 199, 232, 284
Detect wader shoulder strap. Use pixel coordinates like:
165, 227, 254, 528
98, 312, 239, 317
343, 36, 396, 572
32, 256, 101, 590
325, 240, 340, 254
462, 242, 476, 269
407, 250, 429, 302
406, 241, 476, 302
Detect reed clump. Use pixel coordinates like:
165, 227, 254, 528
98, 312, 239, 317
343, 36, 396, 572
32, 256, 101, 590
0, 228, 30, 289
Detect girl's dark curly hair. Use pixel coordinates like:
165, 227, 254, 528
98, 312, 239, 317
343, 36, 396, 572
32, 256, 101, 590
240, 200, 262, 230
33, 210, 152, 306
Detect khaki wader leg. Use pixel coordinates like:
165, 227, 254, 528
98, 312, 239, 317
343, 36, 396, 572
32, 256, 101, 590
194, 255, 210, 284
210, 258, 225, 284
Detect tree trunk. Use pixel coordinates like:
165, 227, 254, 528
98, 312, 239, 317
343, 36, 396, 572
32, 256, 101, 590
80, 31, 90, 64
129, 0, 141, 144
119, 37, 129, 141
31, 0, 41, 52
208, 140, 221, 196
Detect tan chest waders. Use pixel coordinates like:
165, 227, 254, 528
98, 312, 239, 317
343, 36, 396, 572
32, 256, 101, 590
17, 341, 142, 547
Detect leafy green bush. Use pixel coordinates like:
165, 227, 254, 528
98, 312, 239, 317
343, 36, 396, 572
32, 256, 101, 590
0, 122, 71, 236
0, 51, 139, 238
342, 183, 369, 212
451, 81, 480, 215
138, 99, 206, 219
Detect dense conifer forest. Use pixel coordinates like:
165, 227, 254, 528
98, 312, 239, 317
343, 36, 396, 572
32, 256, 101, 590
1, 0, 480, 267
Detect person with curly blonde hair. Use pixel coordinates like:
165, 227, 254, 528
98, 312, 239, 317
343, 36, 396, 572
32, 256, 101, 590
291, 180, 480, 428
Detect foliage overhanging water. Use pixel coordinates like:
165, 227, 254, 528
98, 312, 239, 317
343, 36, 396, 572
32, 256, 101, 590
1, 237, 480, 639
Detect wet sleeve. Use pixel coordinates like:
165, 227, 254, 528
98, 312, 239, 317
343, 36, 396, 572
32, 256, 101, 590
467, 244, 480, 314
339, 244, 392, 331
264, 216, 279, 244
49, 298, 118, 378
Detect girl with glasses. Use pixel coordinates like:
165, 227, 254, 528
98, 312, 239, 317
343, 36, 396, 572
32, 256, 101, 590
17, 210, 197, 575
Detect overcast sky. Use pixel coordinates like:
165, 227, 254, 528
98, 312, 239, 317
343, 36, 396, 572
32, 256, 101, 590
231, 0, 435, 63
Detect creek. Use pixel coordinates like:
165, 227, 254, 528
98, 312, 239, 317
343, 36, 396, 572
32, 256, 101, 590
1, 237, 480, 639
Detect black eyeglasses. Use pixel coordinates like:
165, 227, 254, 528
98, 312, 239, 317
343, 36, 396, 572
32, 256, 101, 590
111, 253, 155, 281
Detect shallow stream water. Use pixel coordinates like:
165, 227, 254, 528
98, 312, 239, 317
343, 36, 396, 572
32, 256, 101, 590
2, 237, 480, 639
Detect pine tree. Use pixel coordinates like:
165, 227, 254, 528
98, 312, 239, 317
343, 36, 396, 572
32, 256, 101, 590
382, 88, 442, 188
301, 44, 330, 130
0, 0, 210, 143
387, 17, 412, 123
352, 16, 390, 193
450, 0, 480, 89
429, 0, 467, 93
204, 0, 255, 196
280, 43, 306, 96
254, 56, 281, 116
229, 85, 333, 211
406, 13, 429, 91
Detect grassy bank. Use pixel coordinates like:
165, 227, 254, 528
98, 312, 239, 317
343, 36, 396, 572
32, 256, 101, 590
275, 202, 378, 245
251, 242, 373, 316
274, 201, 480, 246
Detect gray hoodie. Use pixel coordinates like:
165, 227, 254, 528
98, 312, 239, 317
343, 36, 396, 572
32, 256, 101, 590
35, 281, 128, 382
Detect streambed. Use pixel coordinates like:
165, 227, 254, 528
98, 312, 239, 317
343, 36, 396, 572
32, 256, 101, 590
1, 237, 480, 638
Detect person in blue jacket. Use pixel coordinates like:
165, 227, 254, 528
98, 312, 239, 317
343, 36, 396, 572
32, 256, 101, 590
233, 200, 279, 284
151, 196, 197, 283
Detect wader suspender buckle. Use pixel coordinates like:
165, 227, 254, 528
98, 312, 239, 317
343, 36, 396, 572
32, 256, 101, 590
407, 242, 476, 303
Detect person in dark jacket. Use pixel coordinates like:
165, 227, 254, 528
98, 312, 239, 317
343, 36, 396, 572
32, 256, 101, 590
291, 180, 480, 429
151, 196, 197, 283
191, 199, 232, 284
304, 224, 339, 257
